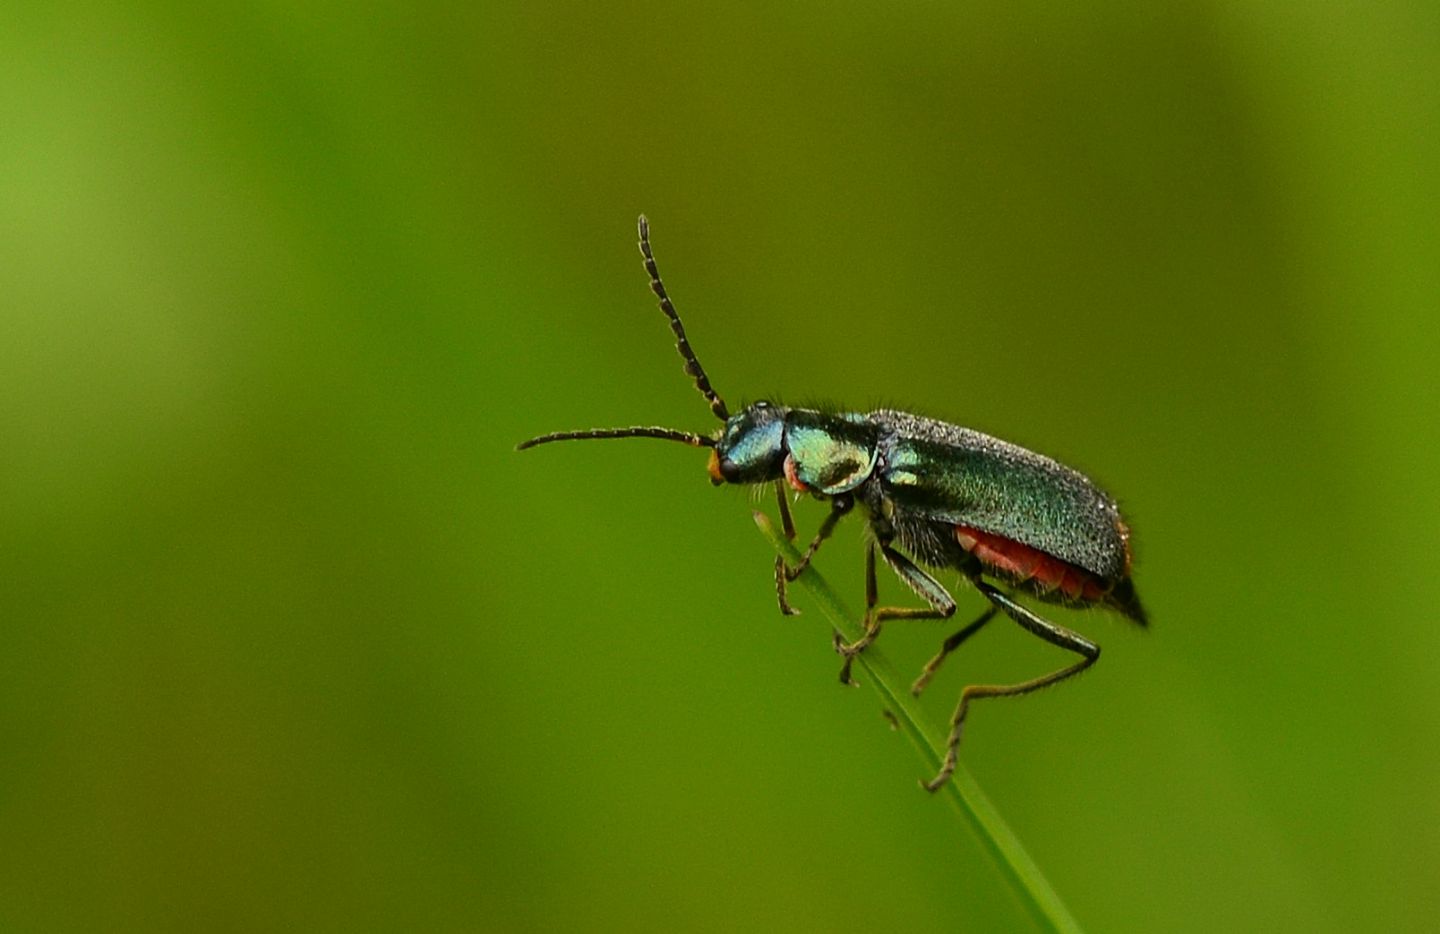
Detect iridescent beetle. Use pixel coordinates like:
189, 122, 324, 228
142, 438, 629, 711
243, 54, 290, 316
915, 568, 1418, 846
519, 217, 1147, 791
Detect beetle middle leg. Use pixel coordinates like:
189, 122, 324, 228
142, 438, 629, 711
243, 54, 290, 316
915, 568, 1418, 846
835, 543, 957, 684
773, 492, 853, 616
923, 580, 1099, 792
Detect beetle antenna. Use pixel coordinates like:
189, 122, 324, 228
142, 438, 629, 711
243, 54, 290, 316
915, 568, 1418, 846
638, 215, 730, 422
517, 427, 716, 450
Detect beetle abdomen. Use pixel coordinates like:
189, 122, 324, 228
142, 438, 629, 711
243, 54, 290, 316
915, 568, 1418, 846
954, 524, 1148, 625
955, 525, 1111, 602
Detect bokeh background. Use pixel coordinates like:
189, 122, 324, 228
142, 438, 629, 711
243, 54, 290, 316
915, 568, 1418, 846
3, 2, 1437, 931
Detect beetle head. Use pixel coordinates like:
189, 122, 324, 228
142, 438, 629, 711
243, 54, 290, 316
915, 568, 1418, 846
709, 400, 788, 485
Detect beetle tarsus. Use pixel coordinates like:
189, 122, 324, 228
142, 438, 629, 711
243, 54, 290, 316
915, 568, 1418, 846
833, 631, 861, 685
773, 557, 801, 616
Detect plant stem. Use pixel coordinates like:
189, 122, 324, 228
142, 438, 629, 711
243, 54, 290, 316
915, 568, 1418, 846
755, 511, 1083, 934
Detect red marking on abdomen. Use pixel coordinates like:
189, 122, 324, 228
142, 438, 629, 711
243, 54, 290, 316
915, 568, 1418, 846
955, 525, 1110, 602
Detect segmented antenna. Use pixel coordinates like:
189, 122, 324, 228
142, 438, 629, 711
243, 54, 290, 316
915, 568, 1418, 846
517, 426, 716, 450
638, 215, 730, 422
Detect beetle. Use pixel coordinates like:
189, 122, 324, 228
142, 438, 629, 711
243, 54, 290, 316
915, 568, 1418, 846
519, 216, 1147, 791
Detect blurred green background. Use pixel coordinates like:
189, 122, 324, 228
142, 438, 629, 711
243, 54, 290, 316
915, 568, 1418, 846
3, 1, 1437, 931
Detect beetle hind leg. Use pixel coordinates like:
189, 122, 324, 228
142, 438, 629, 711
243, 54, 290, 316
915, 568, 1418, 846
923, 581, 1099, 792
911, 606, 999, 697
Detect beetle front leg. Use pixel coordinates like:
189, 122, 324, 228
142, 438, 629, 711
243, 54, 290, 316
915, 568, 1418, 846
773, 493, 853, 616
772, 482, 800, 615
835, 543, 957, 684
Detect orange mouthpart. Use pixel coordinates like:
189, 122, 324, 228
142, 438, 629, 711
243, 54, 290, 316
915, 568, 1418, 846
707, 448, 725, 485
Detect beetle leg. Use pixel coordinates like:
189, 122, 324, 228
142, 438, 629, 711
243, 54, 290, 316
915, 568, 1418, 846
878, 543, 959, 612
922, 581, 1099, 792
774, 480, 797, 539
911, 606, 999, 697
835, 543, 957, 684
772, 482, 800, 615
774, 494, 853, 616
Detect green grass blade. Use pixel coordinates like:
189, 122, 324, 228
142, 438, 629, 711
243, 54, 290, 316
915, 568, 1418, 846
754, 512, 1083, 934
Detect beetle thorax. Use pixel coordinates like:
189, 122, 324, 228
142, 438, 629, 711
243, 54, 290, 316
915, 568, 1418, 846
779, 408, 880, 495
